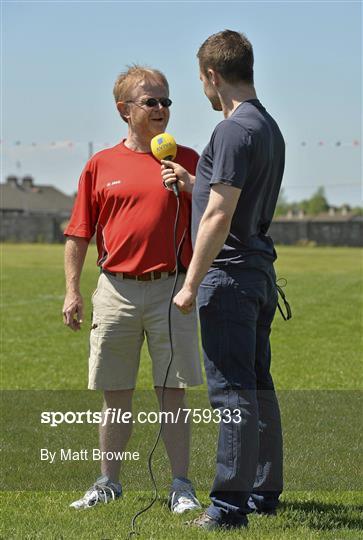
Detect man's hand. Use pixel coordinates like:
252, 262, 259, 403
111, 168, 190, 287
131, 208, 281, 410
63, 236, 88, 331
161, 160, 195, 194
62, 291, 84, 331
173, 286, 196, 314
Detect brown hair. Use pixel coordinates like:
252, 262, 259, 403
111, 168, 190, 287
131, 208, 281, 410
197, 30, 254, 84
113, 65, 169, 103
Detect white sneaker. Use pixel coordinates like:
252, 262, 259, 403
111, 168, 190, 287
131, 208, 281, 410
70, 475, 122, 510
168, 478, 201, 514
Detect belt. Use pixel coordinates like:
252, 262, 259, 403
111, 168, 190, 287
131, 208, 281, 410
102, 269, 175, 281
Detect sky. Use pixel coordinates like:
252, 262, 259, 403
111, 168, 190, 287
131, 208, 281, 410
2, 0, 362, 206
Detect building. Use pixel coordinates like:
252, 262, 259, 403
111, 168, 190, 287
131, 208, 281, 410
270, 211, 363, 247
0, 175, 74, 242
1, 175, 362, 246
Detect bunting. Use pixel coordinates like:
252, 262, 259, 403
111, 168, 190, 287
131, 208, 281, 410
0, 139, 360, 149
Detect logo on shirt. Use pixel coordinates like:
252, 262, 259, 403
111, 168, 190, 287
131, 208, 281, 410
105, 180, 123, 188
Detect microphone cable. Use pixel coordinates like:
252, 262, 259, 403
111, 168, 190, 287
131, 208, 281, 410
128, 192, 184, 538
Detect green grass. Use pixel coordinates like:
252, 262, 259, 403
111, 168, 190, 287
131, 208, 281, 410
0, 491, 362, 540
1, 244, 362, 539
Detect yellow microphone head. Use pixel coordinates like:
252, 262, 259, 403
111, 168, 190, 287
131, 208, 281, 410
150, 133, 177, 161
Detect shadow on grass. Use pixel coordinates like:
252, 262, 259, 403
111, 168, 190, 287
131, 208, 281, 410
279, 500, 363, 531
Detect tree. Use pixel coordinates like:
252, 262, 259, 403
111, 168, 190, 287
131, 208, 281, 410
274, 187, 289, 217
305, 186, 329, 215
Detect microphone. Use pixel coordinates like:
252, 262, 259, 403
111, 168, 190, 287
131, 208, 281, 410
150, 133, 179, 197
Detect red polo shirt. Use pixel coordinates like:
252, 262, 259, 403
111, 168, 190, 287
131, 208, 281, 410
64, 140, 199, 274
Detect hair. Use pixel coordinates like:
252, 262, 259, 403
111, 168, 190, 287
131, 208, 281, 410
113, 64, 169, 103
197, 30, 254, 84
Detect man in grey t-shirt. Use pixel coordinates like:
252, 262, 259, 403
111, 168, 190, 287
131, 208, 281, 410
162, 30, 284, 529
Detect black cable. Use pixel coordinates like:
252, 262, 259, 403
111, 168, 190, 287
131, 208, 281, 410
128, 194, 182, 538
276, 277, 292, 321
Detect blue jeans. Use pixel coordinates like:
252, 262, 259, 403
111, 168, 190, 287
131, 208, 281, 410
197, 265, 283, 524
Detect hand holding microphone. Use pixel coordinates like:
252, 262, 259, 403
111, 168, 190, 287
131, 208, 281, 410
151, 133, 194, 196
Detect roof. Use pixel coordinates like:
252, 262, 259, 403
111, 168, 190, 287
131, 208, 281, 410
274, 212, 363, 222
0, 179, 74, 214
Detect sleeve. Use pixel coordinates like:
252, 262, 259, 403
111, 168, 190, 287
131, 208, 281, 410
64, 162, 99, 240
176, 146, 199, 268
187, 148, 200, 175
177, 146, 200, 201
210, 121, 251, 189
176, 145, 199, 174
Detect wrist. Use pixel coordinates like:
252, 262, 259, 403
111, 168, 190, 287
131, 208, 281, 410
66, 286, 81, 295
184, 173, 194, 192
183, 279, 198, 296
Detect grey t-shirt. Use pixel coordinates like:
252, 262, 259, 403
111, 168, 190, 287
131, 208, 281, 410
192, 99, 285, 266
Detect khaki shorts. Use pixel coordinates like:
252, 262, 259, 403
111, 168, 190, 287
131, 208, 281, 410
88, 272, 203, 390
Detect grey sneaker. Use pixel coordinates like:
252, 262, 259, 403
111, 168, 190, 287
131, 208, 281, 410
70, 475, 122, 509
187, 512, 224, 530
187, 511, 247, 530
168, 478, 201, 514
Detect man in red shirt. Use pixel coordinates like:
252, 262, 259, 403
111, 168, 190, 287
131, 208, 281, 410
62, 66, 203, 511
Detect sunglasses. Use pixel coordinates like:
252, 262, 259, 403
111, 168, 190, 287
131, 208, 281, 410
126, 97, 172, 108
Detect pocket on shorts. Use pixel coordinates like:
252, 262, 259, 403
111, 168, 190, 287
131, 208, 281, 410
91, 288, 98, 306
91, 273, 106, 305
89, 315, 123, 369
91, 273, 125, 316
90, 314, 117, 338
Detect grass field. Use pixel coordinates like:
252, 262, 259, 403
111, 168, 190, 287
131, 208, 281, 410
1, 244, 362, 539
